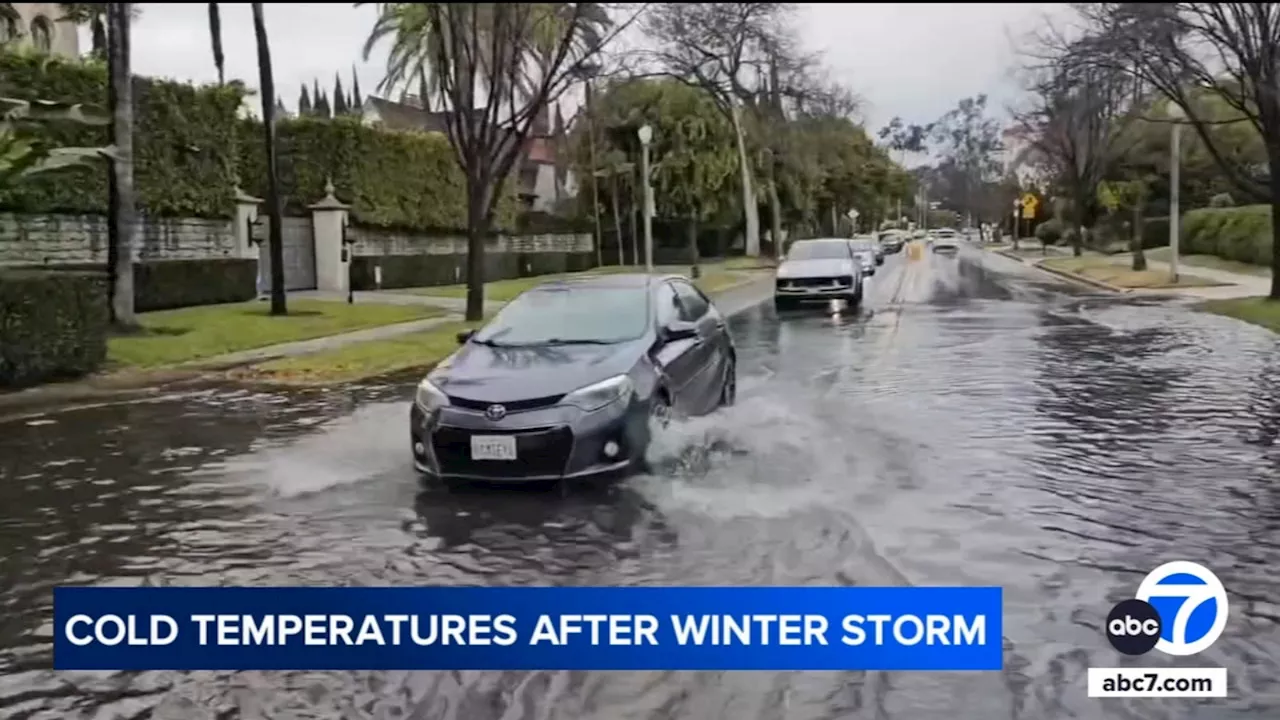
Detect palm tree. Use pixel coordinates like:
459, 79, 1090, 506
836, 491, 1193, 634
251, 2, 286, 315
207, 3, 224, 85
360, 3, 611, 105
205, 3, 286, 314
105, 2, 137, 327
58, 3, 140, 58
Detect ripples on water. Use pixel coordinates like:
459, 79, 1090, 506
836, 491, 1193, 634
1, 253, 1278, 718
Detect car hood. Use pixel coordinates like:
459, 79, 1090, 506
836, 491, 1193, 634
427, 337, 647, 403
777, 258, 857, 278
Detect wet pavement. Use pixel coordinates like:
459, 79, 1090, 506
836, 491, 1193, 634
2, 244, 1279, 719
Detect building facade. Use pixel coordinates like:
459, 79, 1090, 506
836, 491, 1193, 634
0, 3, 80, 58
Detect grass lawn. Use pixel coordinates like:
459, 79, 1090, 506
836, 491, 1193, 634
410, 264, 757, 302
1200, 296, 1280, 334
408, 266, 635, 302
1040, 256, 1224, 289
1143, 246, 1272, 278
108, 299, 444, 369
236, 316, 492, 385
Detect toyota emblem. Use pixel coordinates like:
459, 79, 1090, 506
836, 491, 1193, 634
485, 404, 507, 421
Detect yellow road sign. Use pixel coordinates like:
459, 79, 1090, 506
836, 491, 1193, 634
1020, 193, 1038, 219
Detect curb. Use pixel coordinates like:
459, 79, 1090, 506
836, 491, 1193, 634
1031, 260, 1130, 294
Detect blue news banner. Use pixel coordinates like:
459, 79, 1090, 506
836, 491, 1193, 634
54, 586, 1003, 671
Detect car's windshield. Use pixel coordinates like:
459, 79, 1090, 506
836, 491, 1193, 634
472, 284, 650, 346
787, 241, 851, 261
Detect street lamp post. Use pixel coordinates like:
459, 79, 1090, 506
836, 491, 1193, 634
1167, 103, 1185, 283
637, 124, 654, 273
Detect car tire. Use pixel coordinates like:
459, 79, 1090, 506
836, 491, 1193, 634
773, 296, 793, 312
719, 358, 737, 408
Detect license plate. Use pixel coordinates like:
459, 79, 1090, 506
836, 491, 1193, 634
470, 435, 517, 461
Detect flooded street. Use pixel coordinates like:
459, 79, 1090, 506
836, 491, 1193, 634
2, 246, 1279, 719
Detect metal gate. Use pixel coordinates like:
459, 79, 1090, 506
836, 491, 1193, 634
253, 216, 317, 291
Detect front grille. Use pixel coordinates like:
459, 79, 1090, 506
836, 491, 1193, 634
431, 425, 573, 478
446, 393, 564, 412
777, 276, 850, 289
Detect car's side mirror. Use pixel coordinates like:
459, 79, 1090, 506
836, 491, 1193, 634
456, 329, 477, 345
660, 320, 699, 343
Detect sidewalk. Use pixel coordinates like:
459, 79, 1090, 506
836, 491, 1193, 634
1103, 256, 1270, 300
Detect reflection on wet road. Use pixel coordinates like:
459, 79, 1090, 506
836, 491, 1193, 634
2, 243, 1279, 719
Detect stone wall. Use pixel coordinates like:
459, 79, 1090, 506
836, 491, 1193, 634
349, 225, 593, 258
0, 213, 239, 266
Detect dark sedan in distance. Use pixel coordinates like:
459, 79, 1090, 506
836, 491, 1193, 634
410, 274, 737, 485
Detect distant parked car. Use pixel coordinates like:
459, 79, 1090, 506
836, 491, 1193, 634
774, 238, 864, 311
410, 273, 737, 486
847, 238, 879, 274
878, 231, 906, 254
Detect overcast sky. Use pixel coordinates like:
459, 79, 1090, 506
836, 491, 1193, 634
119, 3, 1057, 137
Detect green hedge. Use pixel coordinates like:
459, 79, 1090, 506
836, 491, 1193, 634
0, 50, 245, 218
351, 251, 595, 291
0, 269, 108, 388
1142, 216, 1170, 249
1182, 205, 1273, 265
237, 116, 518, 233
18, 259, 257, 312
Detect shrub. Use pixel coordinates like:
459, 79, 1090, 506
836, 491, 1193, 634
0, 269, 108, 387
1209, 192, 1235, 208
1142, 216, 1170, 249
18, 259, 257, 312
0, 50, 245, 218
237, 116, 518, 233
1181, 205, 1273, 266
1035, 219, 1063, 244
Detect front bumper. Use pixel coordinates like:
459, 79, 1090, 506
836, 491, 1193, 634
409, 395, 648, 483
774, 278, 859, 300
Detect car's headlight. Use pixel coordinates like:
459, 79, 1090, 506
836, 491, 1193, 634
562, 374, 634, 412
415, 378, 449, 411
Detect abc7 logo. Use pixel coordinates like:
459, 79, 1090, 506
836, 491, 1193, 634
1106, 599, 1163, 655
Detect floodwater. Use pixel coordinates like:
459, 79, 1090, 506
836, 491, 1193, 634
1, 245, 1278, 719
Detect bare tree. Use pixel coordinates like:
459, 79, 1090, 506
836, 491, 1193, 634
642, 2, 800, 257
1067, 2, 1280, 296
106, 2, 137, 327
1012, 54, 1142, 256
411, 4, 638, 321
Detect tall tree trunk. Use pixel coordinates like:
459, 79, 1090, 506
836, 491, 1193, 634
1131, 203, 1147, 271
687, 215, 700, 279
628, 166, 640, 267
107, 2, 137, 328
729, 104, 760, 257
208, 3, 225, 85
584, 78, 603, 269
1270, 151, 1280, 299
766, 171, 783, 260
252, 2, 287, 315
610, 173, 624, 265
463, 175, 490, 322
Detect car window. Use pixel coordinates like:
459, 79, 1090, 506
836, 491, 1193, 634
671, 280, 710, 321
654, 281, 680, 327
787, 241, 851, 260
473, 284, 650, 345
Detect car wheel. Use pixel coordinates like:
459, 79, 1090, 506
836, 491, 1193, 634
773, 296, 792, 312
650, 391, 672, 431
719, 358, 737, 407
